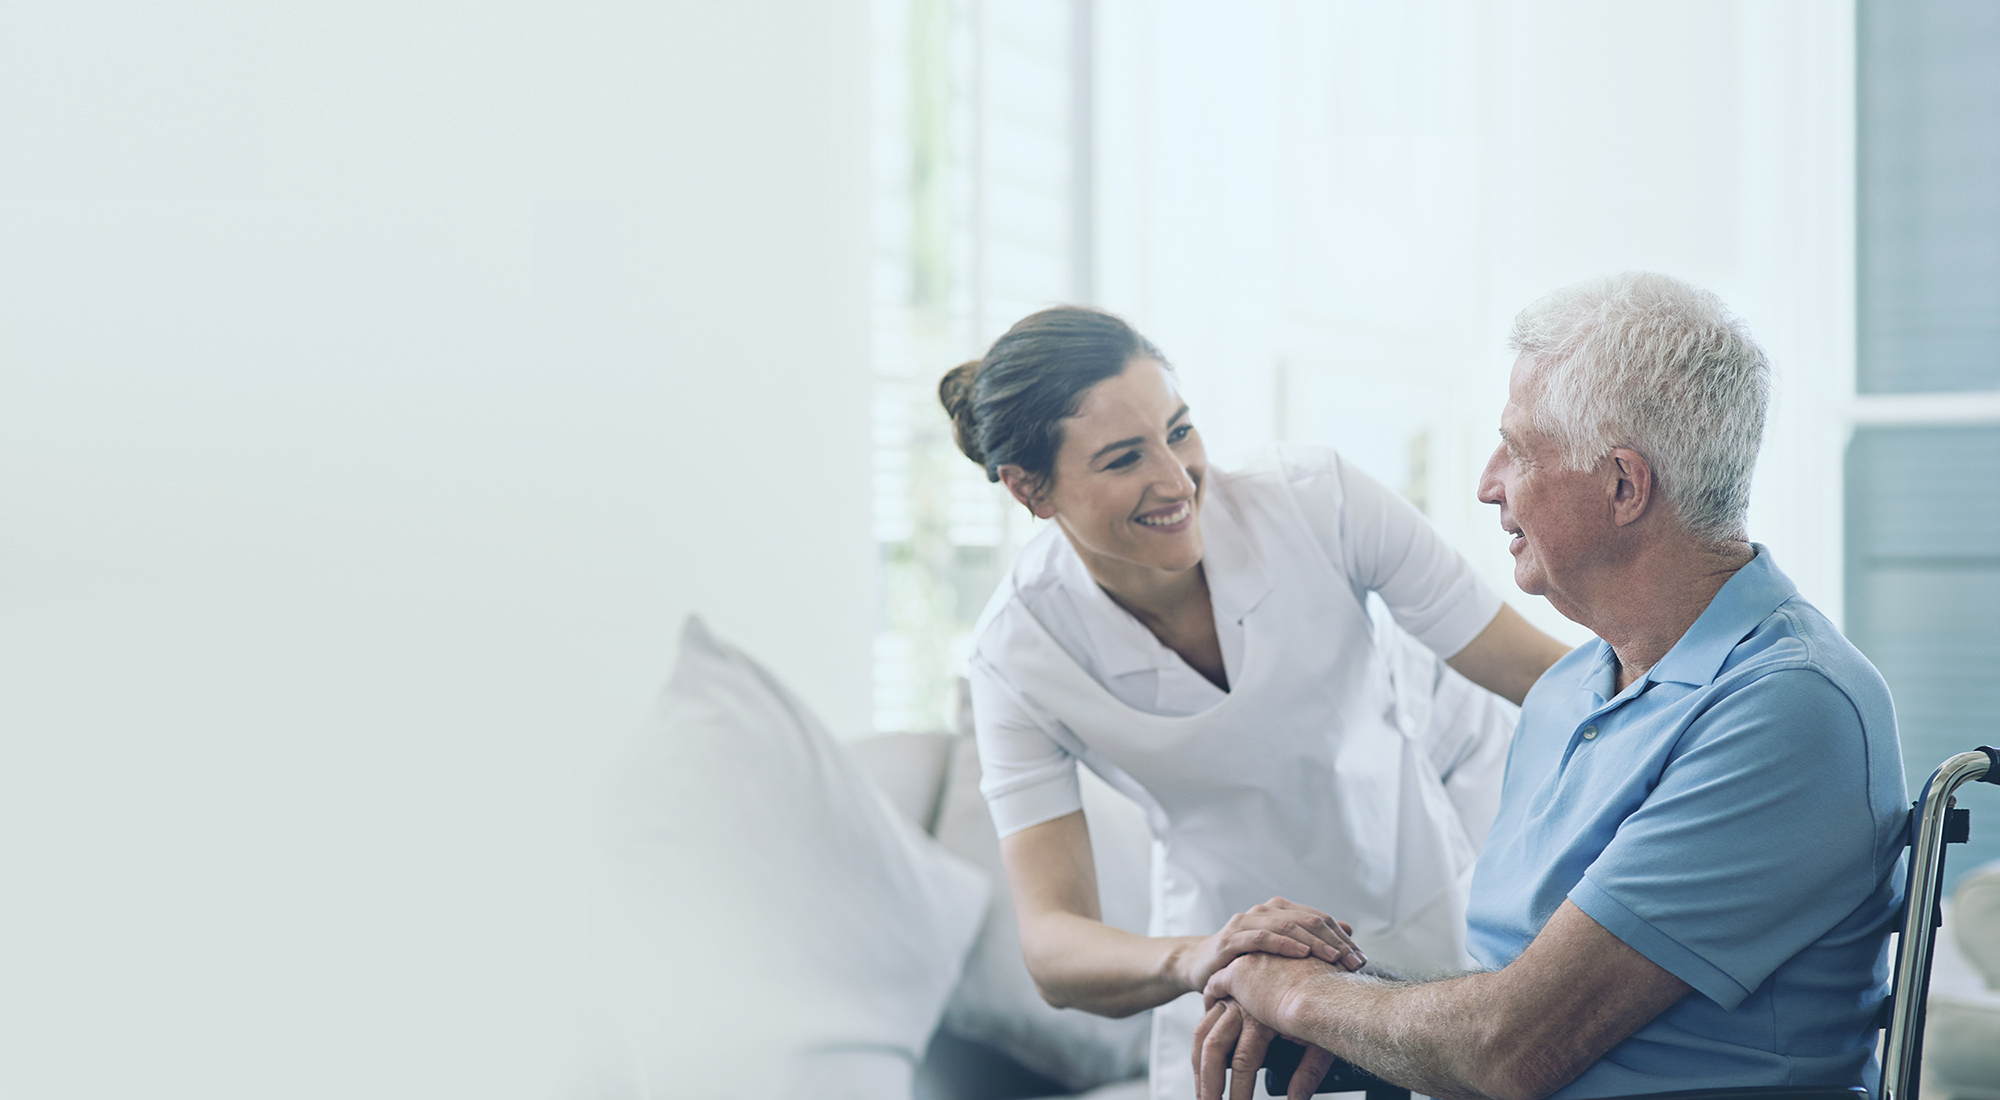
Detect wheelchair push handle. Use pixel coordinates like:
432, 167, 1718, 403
1881, 746, 1995, 1100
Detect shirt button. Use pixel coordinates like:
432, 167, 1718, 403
1582, 726, 1599, 740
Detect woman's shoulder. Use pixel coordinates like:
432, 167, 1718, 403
1210, 445, 1359, 515
969, 522, 1073, 650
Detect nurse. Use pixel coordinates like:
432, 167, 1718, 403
942, 307, 1571, 1100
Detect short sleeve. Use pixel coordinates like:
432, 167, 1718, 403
1286, 449, 1501, 657
1570, 669, 1878, 1009
968, 653, 1083, 837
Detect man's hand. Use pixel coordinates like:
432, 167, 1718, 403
1202, 950, 1344, 1034
1169, 897, 1366, 994
1192, 902, 1693, 1100
1193, 997, 1336, 1100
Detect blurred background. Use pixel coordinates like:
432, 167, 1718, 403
1, 1, 1993, 1096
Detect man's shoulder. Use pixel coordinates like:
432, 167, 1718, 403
1714, 593, 1895, 731
1692, 593, 1906, 830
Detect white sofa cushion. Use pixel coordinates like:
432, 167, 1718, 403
1952, 860, 2000, 991
1923, 867, 2000, 1099
846, 731, 956, 833
932, 732, 1154, 1091
584, 617, 990, 1097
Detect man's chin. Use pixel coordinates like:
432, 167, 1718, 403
1512, 564, 1546, 596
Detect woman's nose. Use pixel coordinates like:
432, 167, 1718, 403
1151, 449, 1196, 496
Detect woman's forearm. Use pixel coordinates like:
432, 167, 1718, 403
1001, 813, 1366, 1018
1446, 603, 1571, 705
1018, 909, 1200, 1017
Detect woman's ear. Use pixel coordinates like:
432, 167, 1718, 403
997, 465, 1056, 519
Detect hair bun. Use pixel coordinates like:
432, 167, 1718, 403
938, 359, 987, 467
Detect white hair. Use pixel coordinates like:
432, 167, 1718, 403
1509, 272, 1770, 544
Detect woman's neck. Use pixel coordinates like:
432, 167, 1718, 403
1074, 546, 1228, 692
1081, 551, 1210, 624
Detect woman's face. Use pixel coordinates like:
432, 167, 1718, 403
1016, 357, 1208, 581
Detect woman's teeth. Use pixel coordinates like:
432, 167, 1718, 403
1137, 502, 1192, 527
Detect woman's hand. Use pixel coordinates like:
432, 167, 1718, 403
1168, 896, 1365, 994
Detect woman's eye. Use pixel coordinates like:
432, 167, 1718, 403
1106, 451, 1139, 470
1169, 424, 1192, 443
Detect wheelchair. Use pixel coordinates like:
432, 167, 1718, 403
1259, 745, 2000, 1100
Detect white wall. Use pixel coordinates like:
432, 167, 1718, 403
0, 3, 874, 1096
1094, 0, 1854, 643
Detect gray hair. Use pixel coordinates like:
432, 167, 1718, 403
1509, 272, 1769, 544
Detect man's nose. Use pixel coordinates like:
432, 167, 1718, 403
1476, 446, 1506, 506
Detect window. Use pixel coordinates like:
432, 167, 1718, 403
1851, 0, 2000, 886
871, 0, 1092, 731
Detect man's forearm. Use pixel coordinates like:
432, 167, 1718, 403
1213, 902, 1693, 1100
1270, 968, 1517, 1100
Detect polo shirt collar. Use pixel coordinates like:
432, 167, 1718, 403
1049, 485, 1271, 680
1646, 544, 1796, 688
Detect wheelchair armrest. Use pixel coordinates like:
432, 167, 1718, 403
1258, 1038, 1865, 1100
1588, 1091, 1863, 1100
1259, 1037, 1409, 1099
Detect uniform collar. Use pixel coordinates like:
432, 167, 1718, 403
1644, 544, 1796, 688
1049, 479, 1271, 680
1196, 483, 1273, 627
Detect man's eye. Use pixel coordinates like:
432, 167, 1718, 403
1169, 424, 1192, 443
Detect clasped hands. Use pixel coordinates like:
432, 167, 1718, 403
1179, 898, 1362, 1100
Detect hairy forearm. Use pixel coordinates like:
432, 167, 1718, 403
1277, 969, 1484, 1100
1210, 903, 1690, 1100
1019, 910, 1201, 1018
1272, 968, 1573, 1100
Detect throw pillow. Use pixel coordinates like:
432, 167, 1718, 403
583, 616, 989, 1098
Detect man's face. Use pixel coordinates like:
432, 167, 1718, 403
1477, 354, 1617, 611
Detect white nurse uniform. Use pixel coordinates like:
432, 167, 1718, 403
967, 448, 1518, 1100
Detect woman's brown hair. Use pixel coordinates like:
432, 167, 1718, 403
938, 306, 1167, 488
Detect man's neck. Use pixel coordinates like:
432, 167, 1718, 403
1572, 537, 1756, 695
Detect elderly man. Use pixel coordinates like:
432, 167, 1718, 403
1195, 273, 1906, 1100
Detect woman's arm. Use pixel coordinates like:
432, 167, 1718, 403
1444, 604, 1571, 706
1001, 810, 1366, 1018
1288, 454, 1563, 704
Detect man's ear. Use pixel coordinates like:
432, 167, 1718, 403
997, 464, 1056, 519
1607, 447, 1653, 527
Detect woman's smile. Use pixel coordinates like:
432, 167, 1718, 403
1135, 499, 1194, 531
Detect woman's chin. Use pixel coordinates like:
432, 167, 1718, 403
1141, 539, 1205, 575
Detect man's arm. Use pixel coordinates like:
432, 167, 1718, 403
1199, 901, 1690, 1100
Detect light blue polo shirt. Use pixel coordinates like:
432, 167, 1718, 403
1466, 547, 1907, 1098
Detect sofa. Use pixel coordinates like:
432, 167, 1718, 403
575, 616, 1154, 1099
1925, 864, 2000, 1100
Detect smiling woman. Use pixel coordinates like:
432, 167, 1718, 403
935, 306, 1573, 1098
944, 310, 1225, 689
